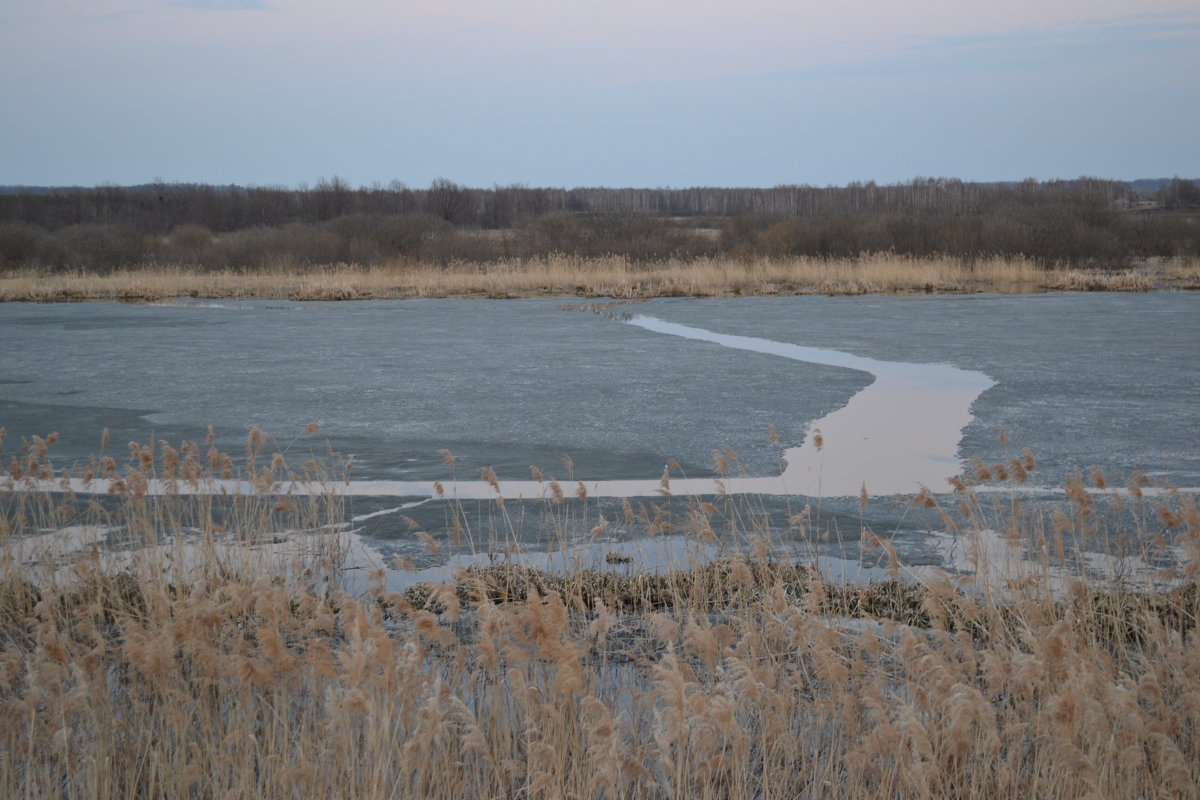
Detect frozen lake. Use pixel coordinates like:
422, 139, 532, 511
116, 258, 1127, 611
2, 292, 1197, 571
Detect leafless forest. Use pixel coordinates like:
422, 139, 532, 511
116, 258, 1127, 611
1, 177, 1197, 272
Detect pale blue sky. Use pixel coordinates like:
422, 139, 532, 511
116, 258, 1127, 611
1, 1, 1196, 188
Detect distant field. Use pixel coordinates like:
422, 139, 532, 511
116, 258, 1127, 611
3, 253, 1198, 302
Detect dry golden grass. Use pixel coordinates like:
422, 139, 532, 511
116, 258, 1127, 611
3, 427, 1199, 799
2, 254, 1197, 302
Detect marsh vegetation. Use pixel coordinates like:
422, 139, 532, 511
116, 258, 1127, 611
2, 427, 1198, 798
2, 253, 1197, 303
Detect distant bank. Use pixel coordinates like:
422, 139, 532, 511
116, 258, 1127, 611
2, 254, 1197, 303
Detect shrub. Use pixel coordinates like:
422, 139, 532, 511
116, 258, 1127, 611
0, 222, 46, 268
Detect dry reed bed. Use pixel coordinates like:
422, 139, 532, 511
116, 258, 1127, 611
3, 254, 1198, 302
3, 429, 1200, 799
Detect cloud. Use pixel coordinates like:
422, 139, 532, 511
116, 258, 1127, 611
167, 0, 272, 10
752, 10, 1200, 81
96, 8, 152, 22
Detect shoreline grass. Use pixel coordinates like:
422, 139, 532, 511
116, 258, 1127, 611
3, 428, 1199, 798
3, 253, 1199, 303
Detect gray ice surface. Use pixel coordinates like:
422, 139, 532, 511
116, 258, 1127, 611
0, 299, 866, 481
637, 292, 1200, 490
2, 293, 1197, 568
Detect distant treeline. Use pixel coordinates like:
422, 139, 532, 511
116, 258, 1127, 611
1, 177, 1197, 271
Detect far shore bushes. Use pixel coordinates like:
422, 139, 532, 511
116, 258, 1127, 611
2, 177, 1198, 273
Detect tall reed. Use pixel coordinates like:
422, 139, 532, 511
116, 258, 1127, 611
2, 427, 1197, 798
2, 253, 1196, 302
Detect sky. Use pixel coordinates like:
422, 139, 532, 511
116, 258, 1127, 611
1, 0, 1197, 188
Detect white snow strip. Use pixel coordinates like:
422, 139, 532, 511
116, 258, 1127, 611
4, 315, 1003, 501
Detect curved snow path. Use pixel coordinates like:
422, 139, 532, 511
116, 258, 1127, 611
620, 315, 996, 497
31, 315, 998, 500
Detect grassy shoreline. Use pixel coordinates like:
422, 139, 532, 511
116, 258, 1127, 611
3, 253, 1199, 302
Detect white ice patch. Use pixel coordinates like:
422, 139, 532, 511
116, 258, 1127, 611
903, 527, 1188, 598
9, 525, 111, 566
624, 315, 996, 497
343, 533, 723, 595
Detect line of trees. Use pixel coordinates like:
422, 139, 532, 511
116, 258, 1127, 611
0, 176, 1175, 233
0, 177, 1196, 272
